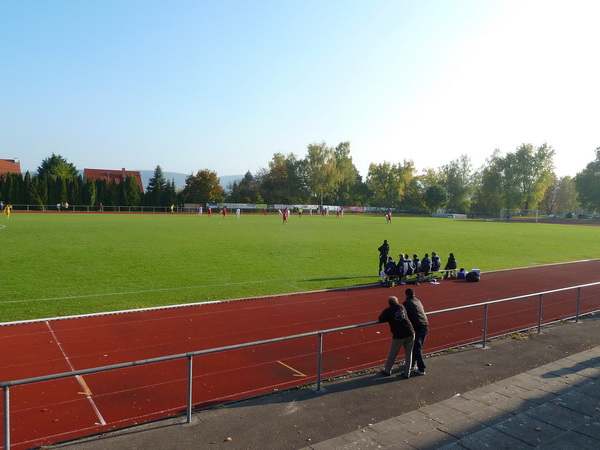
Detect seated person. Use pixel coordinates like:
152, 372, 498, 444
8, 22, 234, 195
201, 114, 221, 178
443, 253, 458, 278
380, 256, 398, 283
412, 254, 421, 273
404, 253, 415, 276
397, 253, 407, 277
431, 252, 441, 271
420, 253, 432, 274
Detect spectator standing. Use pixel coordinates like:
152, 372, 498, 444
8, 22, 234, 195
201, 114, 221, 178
378, 296, 415, 378
378, 240, 390, 274
402, 288, 429, 375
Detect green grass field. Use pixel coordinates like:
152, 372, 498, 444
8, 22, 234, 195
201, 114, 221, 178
1, 212, 599, 322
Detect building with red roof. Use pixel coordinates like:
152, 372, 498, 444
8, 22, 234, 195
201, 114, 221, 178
0, 158, 21, 176
84, 168, 144, 193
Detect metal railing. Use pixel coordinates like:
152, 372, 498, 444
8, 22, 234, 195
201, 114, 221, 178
2, 282, 599, 449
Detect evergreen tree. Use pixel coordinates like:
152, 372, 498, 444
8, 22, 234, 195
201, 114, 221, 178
37, 153, 78, 179
146, 166, 167, 206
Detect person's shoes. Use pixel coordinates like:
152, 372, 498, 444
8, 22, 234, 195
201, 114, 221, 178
379, 369, 391, 377
413, 368, 426, 376
399, 371, 410, 379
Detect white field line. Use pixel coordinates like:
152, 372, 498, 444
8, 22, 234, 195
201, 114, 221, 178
45, 321, 107, 426
1, 259, 595, 327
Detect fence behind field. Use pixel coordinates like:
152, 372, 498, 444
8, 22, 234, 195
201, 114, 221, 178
2, 282, 600, 449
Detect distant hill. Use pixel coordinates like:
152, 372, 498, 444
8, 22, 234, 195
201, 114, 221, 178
139, 171, 243, 191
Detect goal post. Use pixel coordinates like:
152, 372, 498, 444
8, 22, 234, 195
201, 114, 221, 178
500, 208, 539, 223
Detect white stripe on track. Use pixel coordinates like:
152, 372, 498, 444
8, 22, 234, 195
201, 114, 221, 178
45, 321, 107, 426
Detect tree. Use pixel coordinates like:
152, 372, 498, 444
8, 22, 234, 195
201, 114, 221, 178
574, 147, 600, 212
37, 153, 78, 179
182, 169, 225, 204
164, 179, 179, 206
227, 171, 261, 203
84, 176, 97, 206
502, 143, 555, 210
331, 142, 360, 205
122, 175, 141, 206
440, 155, 473, 213
472, 150, 504, 215
27, 176, 48, 208
366, 160, 415, 207
305, 142, 337, 205
423, 185, 447, 213
146, 165, 167, 206
257, 153, 309, 204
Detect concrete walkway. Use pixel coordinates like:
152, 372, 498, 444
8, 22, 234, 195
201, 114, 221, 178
304, 347, 600, 449
50, 314, 599, 450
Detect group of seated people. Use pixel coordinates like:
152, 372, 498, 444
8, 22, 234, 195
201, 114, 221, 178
380, 251, 457, 284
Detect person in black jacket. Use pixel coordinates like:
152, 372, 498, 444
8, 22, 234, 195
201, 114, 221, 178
443, 253, 457, 278
420, 253, 432, 274
380, 256, 398, 283
378, 296, 415, 378
431, 252, 441, 271
378, 240, 390, 274
402, 288, 429, 375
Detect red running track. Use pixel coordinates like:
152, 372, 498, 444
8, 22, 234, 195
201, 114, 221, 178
1, 260, 600, 449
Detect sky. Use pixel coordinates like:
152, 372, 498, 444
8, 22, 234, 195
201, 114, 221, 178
2, 0, 599, 179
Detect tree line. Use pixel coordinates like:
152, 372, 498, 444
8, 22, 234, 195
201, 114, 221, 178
2, 144, 600, 215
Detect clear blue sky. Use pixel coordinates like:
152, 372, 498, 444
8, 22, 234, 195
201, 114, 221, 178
2, 0, 599, 178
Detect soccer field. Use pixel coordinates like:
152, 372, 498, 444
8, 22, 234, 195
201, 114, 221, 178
1, 212, 599, 322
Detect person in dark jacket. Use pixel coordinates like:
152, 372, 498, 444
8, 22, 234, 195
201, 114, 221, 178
443, 253, 457, 278
412, 254, 421, 273
380, 256, 398, 283
404, 254, 414, 276
402, 288, 429, 375
420, 253, 432, 274
378, 296, 415, 378
431, 252, 441, 271
378, 240, 390, 274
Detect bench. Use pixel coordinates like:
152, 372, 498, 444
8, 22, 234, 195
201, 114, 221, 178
381, 269, 460, 287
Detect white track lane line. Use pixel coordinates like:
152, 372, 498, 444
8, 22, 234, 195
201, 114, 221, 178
45, 321, 107, 426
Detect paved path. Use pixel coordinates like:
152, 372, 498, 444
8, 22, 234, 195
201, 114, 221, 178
305, 347, 600, 449
50, 314, 599, 450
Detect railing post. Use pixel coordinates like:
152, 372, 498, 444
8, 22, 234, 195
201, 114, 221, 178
4, 385, 10, 450
186, 355, 193, 423
482, 304, 489, 348
537, 294, 543, 334
576, 287, 581, 323
316, 332, 324, 392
